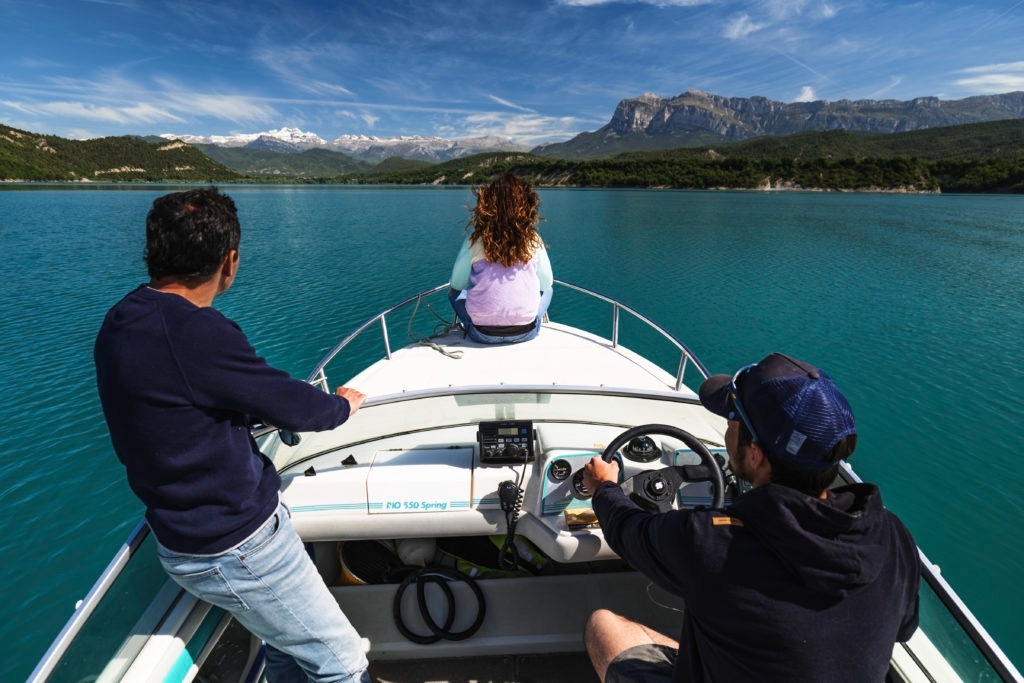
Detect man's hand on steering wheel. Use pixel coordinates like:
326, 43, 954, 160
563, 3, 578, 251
583, 456, 620, 493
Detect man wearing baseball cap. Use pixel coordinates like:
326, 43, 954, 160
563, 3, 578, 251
582, 352, 921, 682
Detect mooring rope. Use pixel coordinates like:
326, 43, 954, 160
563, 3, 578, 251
406, 293, 464, 359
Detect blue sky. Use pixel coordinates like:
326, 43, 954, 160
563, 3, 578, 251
2, 0, 1024, 145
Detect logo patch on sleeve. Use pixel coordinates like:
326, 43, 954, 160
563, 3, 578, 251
712, 516, 743, 527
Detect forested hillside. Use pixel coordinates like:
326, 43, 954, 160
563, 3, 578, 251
0, 125, 240, 182
194, 143, 373, 178
350, 120, 1024, 193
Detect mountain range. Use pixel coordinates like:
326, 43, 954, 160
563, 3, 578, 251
159, 90, 1024, 163
161, 128, 531, 163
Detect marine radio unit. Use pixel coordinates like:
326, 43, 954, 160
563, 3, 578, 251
477, 420, 535, 464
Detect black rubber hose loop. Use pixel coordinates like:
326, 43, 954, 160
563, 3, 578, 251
392, 566, 486, 644
393, 571, 454, 644
415, 573, 457, 638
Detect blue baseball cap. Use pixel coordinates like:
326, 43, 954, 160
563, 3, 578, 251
698, 353, 856, 470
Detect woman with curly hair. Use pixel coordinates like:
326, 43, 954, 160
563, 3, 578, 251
448, 173, 554, 344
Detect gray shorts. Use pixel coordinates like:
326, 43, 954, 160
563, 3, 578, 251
604, 643, 677, 683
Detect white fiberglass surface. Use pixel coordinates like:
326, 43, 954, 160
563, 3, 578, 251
369, 324, 680, 392
269, 390, 725, 473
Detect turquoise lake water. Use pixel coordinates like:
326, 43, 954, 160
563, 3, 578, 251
1, 184, 1021, 679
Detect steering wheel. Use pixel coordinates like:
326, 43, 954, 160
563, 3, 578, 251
601, 424, 726, 512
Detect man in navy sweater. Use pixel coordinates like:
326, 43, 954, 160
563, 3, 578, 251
582, 352, 920, 682
94, 187, 369, 683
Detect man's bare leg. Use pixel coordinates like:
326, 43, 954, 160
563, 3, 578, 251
583, 609, 679, 682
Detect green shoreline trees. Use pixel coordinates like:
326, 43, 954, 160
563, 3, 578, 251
3, 121, 1024, 193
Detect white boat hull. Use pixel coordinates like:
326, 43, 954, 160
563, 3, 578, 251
31, 283, 1022, 683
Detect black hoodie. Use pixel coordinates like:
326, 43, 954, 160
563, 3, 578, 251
593, 481, 920, 682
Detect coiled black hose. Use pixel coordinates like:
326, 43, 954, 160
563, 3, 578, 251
392, 566, 486, 644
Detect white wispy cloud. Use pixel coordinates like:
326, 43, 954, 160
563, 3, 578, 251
761, 0, 812, 20
252, 45, 359, 98
488, 95, 536, 113
724, 13, 765, 40
462, 111, 592, 145
148, 77, 280, 125
1, 99, 183, 125
557, 0, 710, 6
359, 111, 380, 128
81, 0, 139, 7
865, 76, 903, 100
772, 48, 832, 83
0, 69, 282, 134
768, 0, 841, 21
954, 61, 1024, 93
305, 81, 356, 98
331, 109, 381, 131
725, 0, 842, 42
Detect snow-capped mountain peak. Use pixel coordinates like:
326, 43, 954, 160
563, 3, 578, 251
159, 127, 327, 148
159, 127, 530, 162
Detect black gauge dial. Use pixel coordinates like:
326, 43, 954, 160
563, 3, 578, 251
549, 459, 572, 481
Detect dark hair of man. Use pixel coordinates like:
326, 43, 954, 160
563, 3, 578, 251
468, 172, 542, 267
735, 421, 856, 496
144, 187, 241, 286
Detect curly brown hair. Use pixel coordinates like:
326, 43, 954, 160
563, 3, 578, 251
468, 173, 543, 267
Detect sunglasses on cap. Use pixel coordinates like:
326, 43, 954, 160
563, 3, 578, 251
727, 363, 760, 444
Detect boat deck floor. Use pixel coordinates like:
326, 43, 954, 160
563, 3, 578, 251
369, 653, 599, 683
202, 620, 601, 683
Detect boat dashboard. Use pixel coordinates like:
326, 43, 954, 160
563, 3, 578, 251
279, 418, 728, 565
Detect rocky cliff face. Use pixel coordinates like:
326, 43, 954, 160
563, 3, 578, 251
607, 90, 1024, 140
536, 90, 1024, 158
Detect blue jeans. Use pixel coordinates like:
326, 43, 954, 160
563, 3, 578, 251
156, 502, 369, 683
448, 287, 553, 344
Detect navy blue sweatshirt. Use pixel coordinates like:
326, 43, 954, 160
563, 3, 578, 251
95, 285, 353, 554
593, 481, 920, 682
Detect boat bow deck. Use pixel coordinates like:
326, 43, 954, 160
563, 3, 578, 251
345, 321, 690, 399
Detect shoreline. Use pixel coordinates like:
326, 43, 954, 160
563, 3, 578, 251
0, 179, 947, 194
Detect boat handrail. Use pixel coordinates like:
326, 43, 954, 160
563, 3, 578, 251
303, 280, 712, 392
